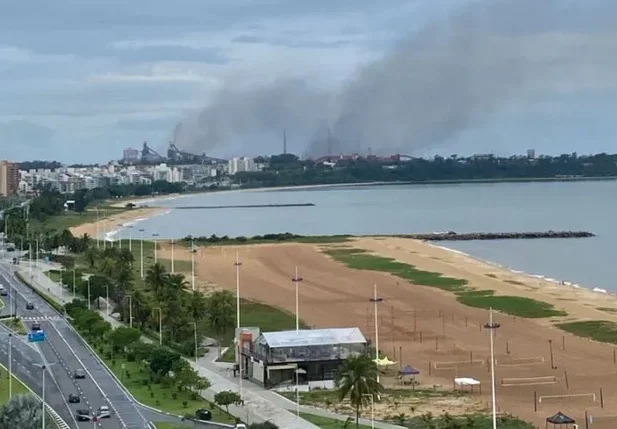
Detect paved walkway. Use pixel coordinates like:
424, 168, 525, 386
16, 262, 322, 429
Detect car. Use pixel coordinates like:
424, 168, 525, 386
25, 302, 34, 310
76, 410, 92, 422
234, 424, 248, 429
73, 369, 86, 379
97, 405, 111, 419
195, 409, 212, 421
31, 323, 41, 331
68, 394, 80, 403
0, 289, 7, 296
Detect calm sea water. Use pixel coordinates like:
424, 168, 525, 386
129, 181, 617, 291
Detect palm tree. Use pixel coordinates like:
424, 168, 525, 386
0, 393, 54, 429
145, 263, 168, 296
334, 354, 383, 428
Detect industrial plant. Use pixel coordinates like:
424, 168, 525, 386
122, 141, 228, 166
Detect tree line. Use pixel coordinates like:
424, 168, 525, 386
235, 153, 617, 188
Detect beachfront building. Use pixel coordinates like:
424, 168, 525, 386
238, 327, 367, 389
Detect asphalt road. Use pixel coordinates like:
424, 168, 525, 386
0, 262, 230, 429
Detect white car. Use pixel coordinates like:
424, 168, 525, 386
234, 424, 247, 429
97, 405, 111, 419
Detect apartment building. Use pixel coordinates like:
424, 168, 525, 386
0, 160, 19, 196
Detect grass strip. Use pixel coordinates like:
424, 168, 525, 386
300, 412, 373, 429
15, 271, 64, 313
557, 320, 617, 344
324, 248, 566, 318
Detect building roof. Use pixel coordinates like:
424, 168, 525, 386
261, 327, 366, 348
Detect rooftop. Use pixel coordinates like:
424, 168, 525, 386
261, 327, 366, 348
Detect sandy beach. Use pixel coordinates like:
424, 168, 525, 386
69, 206, 167, 238
157, 237, 617, 428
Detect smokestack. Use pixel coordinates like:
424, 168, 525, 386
283, 129, 287, 155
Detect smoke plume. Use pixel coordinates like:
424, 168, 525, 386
172, 0, 617, 158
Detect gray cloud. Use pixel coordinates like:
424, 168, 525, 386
171, 0, 617, 158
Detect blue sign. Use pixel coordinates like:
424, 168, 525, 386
28, 331, 46, 343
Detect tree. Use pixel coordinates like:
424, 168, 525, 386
108, 327, 142, 354
334, 355, 383, 428
214, 390, 242, 413
146, 263, 168, 297
206, 290, 235, 351
149, 346, 181, 378
0, 393, 55, 429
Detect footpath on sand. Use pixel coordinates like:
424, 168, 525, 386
15, 261, 324, 429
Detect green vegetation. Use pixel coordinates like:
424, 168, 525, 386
300, 413, 371, 429
557, 320, 617, 344
325, 248, 567, 318
1, 318, 28, 335
185, 232, 351, 246
597, 307, 617, 314
65, 301, 236, 424
0, 367, 30, 404
235, 153, 617, 189
0, 393, 58, 428
15, 272, 64, 313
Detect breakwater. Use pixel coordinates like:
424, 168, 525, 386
174, 203, 315, 209
397, 231, 595, 241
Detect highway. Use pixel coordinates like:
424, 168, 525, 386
0, 262, 226, 429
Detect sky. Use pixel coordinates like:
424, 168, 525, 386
1, 0, 617, 163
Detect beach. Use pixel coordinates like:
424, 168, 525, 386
69, 206, 168, 239
155, 237, 617, 427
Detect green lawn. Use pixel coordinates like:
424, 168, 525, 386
324, 248, 567, 318
92, 340, 236, 424
557, 320, 617, 344
0, 365, 30, 404
153, 423, 187, 429
301, 412, 372, 429
45, 270, 63, 283
1, 318, 28, 335
187, 234, 352, 247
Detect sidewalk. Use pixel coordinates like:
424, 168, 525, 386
16, 262, 322, 429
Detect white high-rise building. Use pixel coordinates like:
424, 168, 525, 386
228, 157, 256, 175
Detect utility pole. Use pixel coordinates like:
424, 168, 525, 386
484, 308, 501, 429
370, 284, 383, 382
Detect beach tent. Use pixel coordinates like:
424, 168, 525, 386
399, 365, 420, 389
454, 377, 481, 393
545, 412, 576, 429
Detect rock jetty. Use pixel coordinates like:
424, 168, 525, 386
398, 231, 595, 241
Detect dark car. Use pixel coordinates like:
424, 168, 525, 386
25, 302, 34, 310
31, 323, 41, 331
76, 410, 92, 421
73, 369, 86, 379
195, 409, 212, 421
68, 394, 80, 403
0, 289, 7, 296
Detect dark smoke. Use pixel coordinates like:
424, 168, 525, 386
172, 0, 617, 158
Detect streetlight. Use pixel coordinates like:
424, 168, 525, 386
191, 240, 196, 291
96, 208, 100, 248
170, 238, 175, 273
87, 278, 91, 310
117, 224, 123, 249
362, 394, 375, 429
190, 322, 198, 363
29, 242, 32, 278
370, 284, 383, 383
153, 307, 162, 345
104, 285, 110, 317
125, 295, 133, 328
127, 225, 134, 252
139, 229, 145, 279
234, 252, 242, 400
33, 364, 47, 429
72, 269, 76, 299
152, 233, 160, 263
60, 266, 65, 296
0, 332, 14, 399
291, 266, 303, 331
484, 307, 501, 429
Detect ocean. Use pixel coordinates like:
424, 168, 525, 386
123, 180, 617, 292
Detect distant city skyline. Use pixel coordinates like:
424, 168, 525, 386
2, 0, 617, 163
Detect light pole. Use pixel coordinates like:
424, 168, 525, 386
96, 208, 100, 248
191, 240, 196, 291
117, 224, 123, 249
87, 278, 91, 310
0, 332, 14, 399
291, 266, 303, 331
234, 252, 242, 400
190, 322, 198, 363
29, 242, 32, 278
125, 295, 133, 328
34, 364, 47, 429
72, 269, 76, 299
139, 229, 145, 279
105, 285, 110, 317
370, 284, 383, 382
60, 266, 65, 296
171, 239, 175, 273
127, 225, 133, 252
362, 394, 375, 429
152, 233, 160, 263
154, 307, 162, 345
484, 307, 501, 429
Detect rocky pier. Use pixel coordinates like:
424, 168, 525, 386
398, 231, 595, 241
